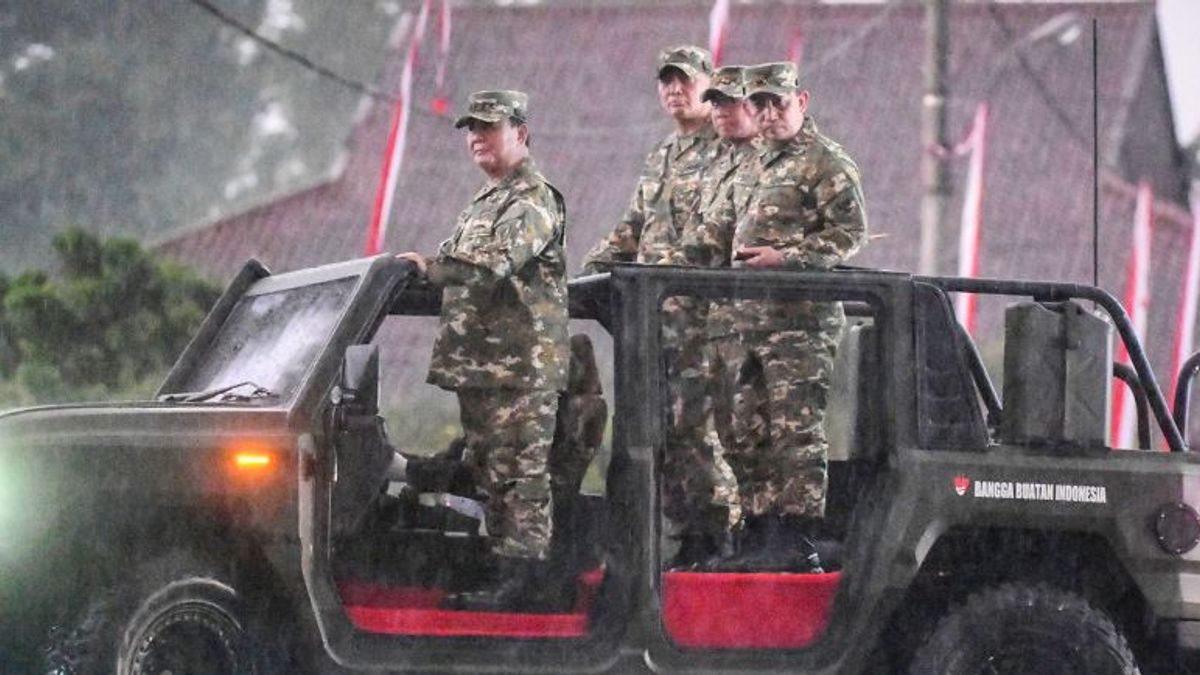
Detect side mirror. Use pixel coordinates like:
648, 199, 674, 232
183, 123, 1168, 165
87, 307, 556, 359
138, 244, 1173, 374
333, 344, 380, 417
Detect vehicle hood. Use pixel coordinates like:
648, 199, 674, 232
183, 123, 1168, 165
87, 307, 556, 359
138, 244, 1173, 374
0, 402, 293, 449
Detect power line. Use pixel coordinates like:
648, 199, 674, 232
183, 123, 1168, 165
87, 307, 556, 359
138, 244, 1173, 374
987, 6, 1089, 149
182, 0, 401, 104
806, 0, 901, 75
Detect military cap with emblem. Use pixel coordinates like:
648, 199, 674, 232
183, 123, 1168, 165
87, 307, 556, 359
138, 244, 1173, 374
744, 62, 801, 97
656, 45, 714, 81
702, 65, 747, 103
454, 90, 529, 129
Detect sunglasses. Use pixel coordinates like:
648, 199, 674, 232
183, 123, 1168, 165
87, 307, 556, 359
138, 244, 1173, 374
708, 93, 744, 107
748, 92, 791, 111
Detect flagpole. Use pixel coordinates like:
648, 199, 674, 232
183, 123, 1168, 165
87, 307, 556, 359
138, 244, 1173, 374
708, 0, 731, 66
1112, 182, 1154, 448
365, 0, 433, 256
1171, 198, 1200, 407
919, 0, 949, 276
954, 103, 989, 335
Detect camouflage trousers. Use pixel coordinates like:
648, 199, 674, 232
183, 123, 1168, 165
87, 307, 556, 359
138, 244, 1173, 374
660, 318, 741, 536
457, 387, 558, 559
721, 328, 839, 519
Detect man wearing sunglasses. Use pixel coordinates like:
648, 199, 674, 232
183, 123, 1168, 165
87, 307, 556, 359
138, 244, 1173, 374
710, 61, 868, 573
581, 45, 736, 570
663, 64, 765, 568
676, 65, 764, 268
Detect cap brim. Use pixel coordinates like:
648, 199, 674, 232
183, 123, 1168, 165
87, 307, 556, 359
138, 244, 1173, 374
454, 112, 506, 129
746, 84, 795, 98
657, 63, 699, 80
702, 86, 742, 103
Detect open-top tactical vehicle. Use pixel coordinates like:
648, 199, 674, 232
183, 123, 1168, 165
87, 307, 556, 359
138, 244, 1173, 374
3, 254, 1200, 674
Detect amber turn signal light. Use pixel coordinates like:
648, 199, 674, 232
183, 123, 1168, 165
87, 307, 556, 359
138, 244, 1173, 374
234, 453, 272, 468
229, 442, 277, 474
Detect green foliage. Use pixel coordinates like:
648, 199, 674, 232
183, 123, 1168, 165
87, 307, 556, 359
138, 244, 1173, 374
54, 228, 104, 279
0, 228, 219, 406
0, 272, 15, 378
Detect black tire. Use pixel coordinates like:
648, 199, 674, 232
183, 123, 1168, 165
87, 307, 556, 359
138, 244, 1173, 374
910, 582, 1140, 675
43, 549, 294, 675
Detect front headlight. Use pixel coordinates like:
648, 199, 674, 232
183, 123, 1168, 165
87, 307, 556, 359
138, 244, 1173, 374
0, 434, 52, 565
0, 436, 21, 559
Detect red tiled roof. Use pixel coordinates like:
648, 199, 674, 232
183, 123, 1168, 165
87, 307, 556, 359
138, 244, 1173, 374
156, 2, 1197, 440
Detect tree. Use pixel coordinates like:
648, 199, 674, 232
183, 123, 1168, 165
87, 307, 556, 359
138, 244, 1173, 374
0, 228, 220, 404
0, 272, 17, 378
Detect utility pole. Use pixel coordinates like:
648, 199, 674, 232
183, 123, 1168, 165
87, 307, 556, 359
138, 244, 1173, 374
919, 0, 949, 276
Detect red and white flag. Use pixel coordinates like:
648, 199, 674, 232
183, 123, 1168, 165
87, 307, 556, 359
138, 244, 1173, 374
1171, 195, 1200, 408
788, 29, 805, 69
1112, 181, 1154, 448
954, 102, 989, 335
709, 0, 732, 66
365, 0, 433, 256
431, 0, 452, 116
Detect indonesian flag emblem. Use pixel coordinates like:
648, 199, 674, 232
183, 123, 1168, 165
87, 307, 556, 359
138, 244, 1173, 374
953, 474, 970, 496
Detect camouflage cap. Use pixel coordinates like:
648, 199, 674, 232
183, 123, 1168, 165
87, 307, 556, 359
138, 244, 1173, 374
657, 45, 714, 81
454, 90, 529, 129
744, 62, 801, 97
702, 65, 747, 102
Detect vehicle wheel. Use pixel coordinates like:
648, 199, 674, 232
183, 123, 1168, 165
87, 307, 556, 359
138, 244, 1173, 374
910, 582, 1139, 675
42, 549, 294, 674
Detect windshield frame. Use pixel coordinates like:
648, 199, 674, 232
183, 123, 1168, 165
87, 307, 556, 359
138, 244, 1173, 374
156, 258, 378, 410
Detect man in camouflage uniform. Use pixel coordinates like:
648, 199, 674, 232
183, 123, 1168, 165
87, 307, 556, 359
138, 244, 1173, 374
662, 64, 766, 566
706, 62, 868, 572
581, 45, 719, 273
675, 67, 764, 271
581, 46, 736, 568
396, 90, 569, 610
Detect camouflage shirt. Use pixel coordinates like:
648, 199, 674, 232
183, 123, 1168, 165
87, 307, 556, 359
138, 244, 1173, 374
668, 137, 764, 338
427, 159, 569, 391
674, 136, 764, 269
732, 116, 867, 332
581, 124, 720, 273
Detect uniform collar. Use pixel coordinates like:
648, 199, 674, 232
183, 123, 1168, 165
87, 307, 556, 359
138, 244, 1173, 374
733, 136, 764, 160
781, 116, 819, 153
474, 158, 538, 201
713, 136, 758, 165
764, 116, 819, 162
671, 123, 717, 154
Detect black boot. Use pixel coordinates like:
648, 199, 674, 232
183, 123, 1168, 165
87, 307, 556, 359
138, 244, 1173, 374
703, 514, 766, 572
667, 532, 719, 571
704, 515, 824, 573
445, 557, 563, 613
702, 527, 735, 568
666, 506, 735, 571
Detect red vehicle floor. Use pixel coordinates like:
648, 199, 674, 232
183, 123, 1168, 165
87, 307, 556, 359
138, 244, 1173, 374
339, 568, 841, 647
338, 567, 604, 639
662, 570, 842, 649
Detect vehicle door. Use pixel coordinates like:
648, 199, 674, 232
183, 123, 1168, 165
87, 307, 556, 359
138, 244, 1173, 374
299, 269, 628, 674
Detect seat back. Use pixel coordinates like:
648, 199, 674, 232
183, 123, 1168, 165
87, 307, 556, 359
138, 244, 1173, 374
550, 334, 608, 499
826, 322, 878, 462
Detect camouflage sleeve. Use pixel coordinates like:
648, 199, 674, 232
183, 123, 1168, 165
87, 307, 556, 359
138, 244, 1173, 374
580, 185, 645, 275
581, 141, 671, 275
777, 168, 866, 269
432, 186, 561, 286
674, 183, 736, 268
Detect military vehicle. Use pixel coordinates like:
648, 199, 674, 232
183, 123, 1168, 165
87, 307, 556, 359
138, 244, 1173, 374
2, 255, 1199, 674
